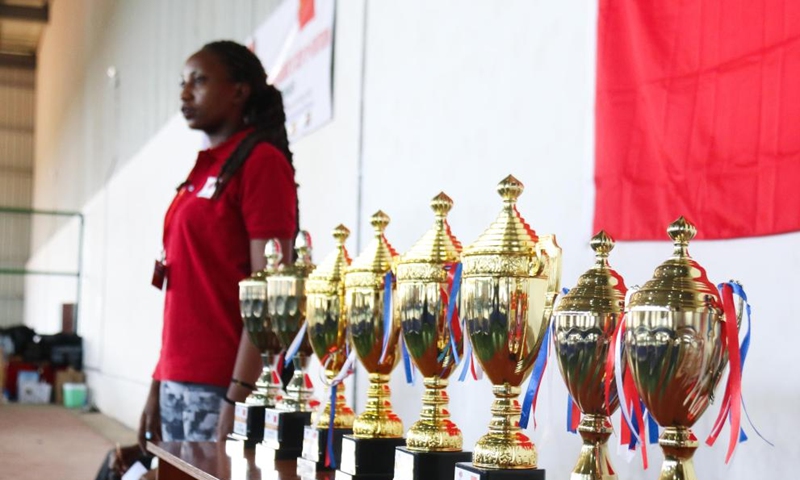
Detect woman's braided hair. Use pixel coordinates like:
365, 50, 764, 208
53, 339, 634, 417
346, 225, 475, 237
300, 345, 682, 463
202, 40, 298, 230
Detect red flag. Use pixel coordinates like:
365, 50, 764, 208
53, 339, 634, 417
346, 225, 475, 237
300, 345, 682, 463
298, 0, 315, 29
594, 1, 800, 240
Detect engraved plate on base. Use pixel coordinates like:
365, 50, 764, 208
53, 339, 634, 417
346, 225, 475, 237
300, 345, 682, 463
302, 425, 320, 461
454, 462, 545, 480
394, 448, 414, 480
340, 436, 356, 475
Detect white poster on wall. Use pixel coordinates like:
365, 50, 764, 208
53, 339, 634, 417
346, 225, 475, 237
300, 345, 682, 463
251, 0, 335, 142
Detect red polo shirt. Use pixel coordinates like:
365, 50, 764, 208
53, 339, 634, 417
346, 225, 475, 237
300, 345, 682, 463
154, 129, 297, 387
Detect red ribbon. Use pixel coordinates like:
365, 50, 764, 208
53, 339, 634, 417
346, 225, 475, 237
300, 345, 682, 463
442, 262, 462, 344
623, 368, 648, 469
605, 315, 624, 416
705, 284, 743, 463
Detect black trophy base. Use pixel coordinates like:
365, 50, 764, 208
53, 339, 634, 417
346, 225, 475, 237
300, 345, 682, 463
337, 435, 406, 479
454, 462, 546, 480
261, 409, 312, 459
394, 447, 472, 480
300, 425, 353, 471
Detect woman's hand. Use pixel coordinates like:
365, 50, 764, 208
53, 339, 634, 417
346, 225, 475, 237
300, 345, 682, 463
138, 380, 162, 452
216, 401, 235, 442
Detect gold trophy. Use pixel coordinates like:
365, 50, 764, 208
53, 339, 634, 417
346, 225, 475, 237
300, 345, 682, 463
552, 231, 627, 480
454, 175, 561, 480
337, 211, 406, 480
394, 192, 472, 480
297, 225, 356, 477
625, 217, 737, 480
257, 233, 315, 464
226, 248, 285, 455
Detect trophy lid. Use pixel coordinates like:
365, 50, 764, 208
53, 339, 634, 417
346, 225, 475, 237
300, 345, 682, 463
461, 175, 539, 276
554, 231, 626, 314
628, 216, 720, 310
307, 225, 352, 287
346, 211, 397, 277
397, 192, 461, 270
264, 239, 283, 273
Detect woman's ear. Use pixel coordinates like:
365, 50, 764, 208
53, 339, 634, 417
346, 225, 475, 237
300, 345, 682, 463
234, 82, 252, 105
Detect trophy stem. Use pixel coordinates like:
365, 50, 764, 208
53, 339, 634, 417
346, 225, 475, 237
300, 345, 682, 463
352, 373, 404, 438
472, 383, 537, 469
570, 414, 616, 480
406, 377, 462, 452
277, 354, 313, 412
313, 373, 355, 429
658, 427, 699, 480
247, 352, 281, 408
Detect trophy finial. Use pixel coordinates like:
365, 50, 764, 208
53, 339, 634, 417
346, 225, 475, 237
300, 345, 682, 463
590, 230, 615, 258
497, 174, 524, 203
430, 192, 454, 217
668, 216, 697, 244
370, 210, 390, 233
264, 239, 282, 270
295, 230, 313, 264
332, 224, 350, 244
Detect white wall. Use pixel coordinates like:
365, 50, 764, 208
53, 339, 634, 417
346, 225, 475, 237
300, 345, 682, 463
27, 1, 795, 479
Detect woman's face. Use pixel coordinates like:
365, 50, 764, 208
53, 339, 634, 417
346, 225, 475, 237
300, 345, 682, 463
180, 50, 245, 134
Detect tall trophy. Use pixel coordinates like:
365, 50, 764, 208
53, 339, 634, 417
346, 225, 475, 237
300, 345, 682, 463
394, 192, 472, 480
226, 248, 285, 455
455, 175, 561, 480
337, 211, 406, 480
256, 233, 316, 464
297, 225, 356, 477
552, 231, 627, 480
625, 217, 736, 480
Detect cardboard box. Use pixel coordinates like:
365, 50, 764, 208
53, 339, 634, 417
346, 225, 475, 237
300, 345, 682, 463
54, 367, 85, 405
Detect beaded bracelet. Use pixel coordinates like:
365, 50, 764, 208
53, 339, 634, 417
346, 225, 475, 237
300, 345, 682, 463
222, 395, 236, 406
230, 378, 257, 390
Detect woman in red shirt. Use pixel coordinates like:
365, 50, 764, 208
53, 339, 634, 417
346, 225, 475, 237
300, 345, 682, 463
138, 40, 297, 449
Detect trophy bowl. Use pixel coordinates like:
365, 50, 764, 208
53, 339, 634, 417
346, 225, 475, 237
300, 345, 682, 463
460, 175, 562, 470
552, 231, 626, 480
344, 211, 404, 439
396, 192, 464, 452
266, 233, 316, 412
625, 217, 732, 480
305, 224, 355, 429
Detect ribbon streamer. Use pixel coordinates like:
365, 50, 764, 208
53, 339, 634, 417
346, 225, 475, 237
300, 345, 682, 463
325, 384, 337, 468
401, 335, 415, 384
566, 394, 581, 434
444, 262, 463, 366
283, 321, 308, 367
519, 323, 552, 429
378, 272, 394, 364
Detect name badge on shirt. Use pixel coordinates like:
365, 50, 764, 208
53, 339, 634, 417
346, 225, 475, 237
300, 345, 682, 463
196, 176, 218, 199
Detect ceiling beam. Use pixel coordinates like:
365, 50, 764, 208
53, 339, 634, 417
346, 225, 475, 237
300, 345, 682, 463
0, 52, 36, 69
0, 3, 48, 23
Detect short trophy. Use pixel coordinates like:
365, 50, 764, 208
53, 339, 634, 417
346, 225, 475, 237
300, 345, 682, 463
225, 243, 285, 456
337, 211, 405, 480
296, 225, 356, 478
552, 231, 627, 480
394, 193, 471, 480
625, 217, 740, 480
255, 233, 316, 466
455, 175, 561, 480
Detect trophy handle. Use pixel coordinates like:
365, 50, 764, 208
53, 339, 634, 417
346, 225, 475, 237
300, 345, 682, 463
535, 234, 562, 331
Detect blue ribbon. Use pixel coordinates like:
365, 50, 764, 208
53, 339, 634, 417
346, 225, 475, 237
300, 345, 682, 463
445, 263, 463, 367
326, 384, 337, 468
566, 394, 577, 434
458, 333, 472, 382
717, 282, 773, 447
401, 335, 414, 384
519, 323, 552, 429
284, 321, 308, 367
647, 410, 659, 444
378, 271, 394, 364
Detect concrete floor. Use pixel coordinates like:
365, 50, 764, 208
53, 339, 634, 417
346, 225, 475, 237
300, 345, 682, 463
0, 401, 137, 480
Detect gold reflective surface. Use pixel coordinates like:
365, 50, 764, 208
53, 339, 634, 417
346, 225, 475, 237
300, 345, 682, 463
625, 217, 730, 480
239, 249, 284, 407
460, 175, 562, 469
305, 224, 355, 429
553, 231, 626, 480
344, 211, 403, 438
266, 234, 316, 412
396, 192, 463, 452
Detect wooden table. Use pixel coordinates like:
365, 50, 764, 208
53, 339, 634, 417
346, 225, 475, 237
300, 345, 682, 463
147, 441, 335, 480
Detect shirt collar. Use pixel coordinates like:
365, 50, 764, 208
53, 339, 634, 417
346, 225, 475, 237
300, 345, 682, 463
201, 127, 255, 162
